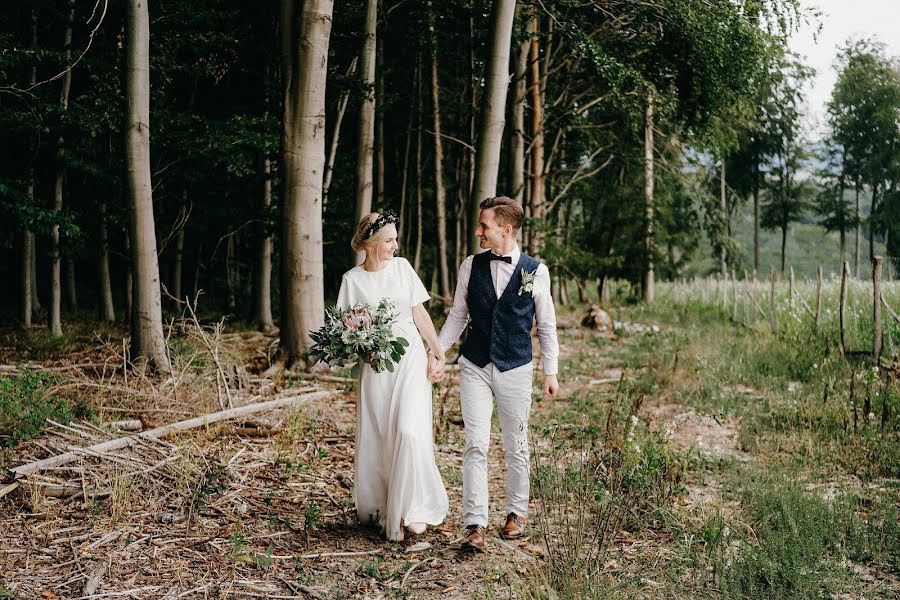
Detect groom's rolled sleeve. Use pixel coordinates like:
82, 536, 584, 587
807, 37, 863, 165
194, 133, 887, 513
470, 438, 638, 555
438, 256, 474, 353
533, 264, 560, 376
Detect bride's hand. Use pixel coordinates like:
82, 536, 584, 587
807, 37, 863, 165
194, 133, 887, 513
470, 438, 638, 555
427, 351, 446, 382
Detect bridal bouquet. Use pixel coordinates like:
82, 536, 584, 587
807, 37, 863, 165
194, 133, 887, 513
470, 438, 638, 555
308, 300, 410, 378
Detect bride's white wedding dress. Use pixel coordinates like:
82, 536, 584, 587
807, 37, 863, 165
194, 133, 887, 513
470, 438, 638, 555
337, 257, 449, 541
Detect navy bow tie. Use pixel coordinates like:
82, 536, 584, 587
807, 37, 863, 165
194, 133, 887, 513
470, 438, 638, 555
489, 254, 512, 263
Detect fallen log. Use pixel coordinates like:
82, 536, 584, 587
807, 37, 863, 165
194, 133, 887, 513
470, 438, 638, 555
7, 390, 334, 479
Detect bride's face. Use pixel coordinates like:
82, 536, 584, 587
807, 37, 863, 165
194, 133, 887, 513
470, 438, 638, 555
368, 224, 399, 261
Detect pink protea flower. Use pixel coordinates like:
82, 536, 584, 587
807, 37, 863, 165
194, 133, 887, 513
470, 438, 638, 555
343, 307, 373, 330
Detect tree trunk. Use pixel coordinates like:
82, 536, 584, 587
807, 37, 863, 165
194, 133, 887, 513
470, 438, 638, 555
375, 0, 385, 210
257, 157, 276, 333
125, 0, 171, 372
399, 100, 413, 256
22, 12, 38, 328
172, 190, 187, 302
21, 230, 33, 329
468, 0, 516, 253
854, 178, 861, 278
427, 1, 451, 302
226, 233, 237, 313
780, 225, 787, 275
64, 259, 77, 312
98, 201, 115, 322
353, 0, 377, 265
720, 158, 727, 277
753, 160, 760, 276
50, 0, 75, 337
323, 58, 357, 208
508, 16, 529, 204
279, 0, 332, 367
414, 48, 423, 272
125, 231, 132, 321
838, 171, 846, 262
526, 11, 544, 256
30, 234, 41, 314
643, 93, 655, 304
869, 183, 877, 262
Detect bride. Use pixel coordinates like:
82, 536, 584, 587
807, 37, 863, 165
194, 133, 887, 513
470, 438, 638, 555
337, 210, 449, 540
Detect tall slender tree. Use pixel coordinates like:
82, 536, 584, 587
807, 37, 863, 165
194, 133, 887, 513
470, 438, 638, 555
468, 0, 516, 252
279, 0, 333, 367
125, 0, 171, 372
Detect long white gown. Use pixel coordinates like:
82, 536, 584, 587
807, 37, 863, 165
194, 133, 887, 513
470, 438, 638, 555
337, 257, 449, 541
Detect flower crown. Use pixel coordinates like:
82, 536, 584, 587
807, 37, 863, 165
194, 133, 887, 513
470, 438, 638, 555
364, 210, 399, 240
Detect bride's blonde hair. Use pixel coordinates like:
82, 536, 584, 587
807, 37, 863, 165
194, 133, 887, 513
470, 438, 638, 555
351, 212, 395, 253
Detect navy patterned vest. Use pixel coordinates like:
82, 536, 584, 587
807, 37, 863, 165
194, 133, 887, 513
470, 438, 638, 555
460, 250, 540, 372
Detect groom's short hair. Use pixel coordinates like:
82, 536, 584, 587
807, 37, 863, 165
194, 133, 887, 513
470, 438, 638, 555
480, 196, 524, 231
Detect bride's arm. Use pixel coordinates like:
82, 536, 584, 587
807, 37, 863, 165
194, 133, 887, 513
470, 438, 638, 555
412, 304, 445, 360
412, 304, 446, 380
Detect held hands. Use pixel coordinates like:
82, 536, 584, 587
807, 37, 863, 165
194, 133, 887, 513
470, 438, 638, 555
427, 350, 446, 382
543, 374, 559, 399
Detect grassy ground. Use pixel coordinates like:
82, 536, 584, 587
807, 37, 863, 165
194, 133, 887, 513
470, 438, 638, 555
0, 288, 897, 598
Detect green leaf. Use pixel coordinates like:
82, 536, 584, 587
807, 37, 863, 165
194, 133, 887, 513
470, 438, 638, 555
350, 362, 361, 379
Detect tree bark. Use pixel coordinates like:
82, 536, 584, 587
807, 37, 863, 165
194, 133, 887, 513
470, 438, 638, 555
322, 58, 357, 208
65, 259, 77, 312
780, 225, 787, 275
22, 11, 38, 328
643, 93, 655, 303
353, 0, 377, 265
508, 15, 529, 204
838, 171, 846, 262
375, 0, 385, 210
125, 0, 171, 372
414, 47, 423, 272
399, 100, 413, 256
869, 183, 877, 263
257, 157, 276, 333
124, 231, 132, 321
30, 234, 41, 314
427, 1, 451, 302
854, 178, 861, 278
226, 233, 237, 313
527, 11, 545, 256
720, 158, 727, 277
172, 190, 187, 302
753, 159, 760, 276
21, 229, 33, 329
279, 0, 332, 367
50, 0, 75, 337
468, 0, 516, 253
98, 201, 115, 322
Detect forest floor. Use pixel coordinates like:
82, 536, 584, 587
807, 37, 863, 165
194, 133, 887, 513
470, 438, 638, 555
0, 297, 898, 599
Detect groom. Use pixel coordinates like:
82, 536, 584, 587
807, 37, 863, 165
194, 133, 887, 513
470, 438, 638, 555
432, 195, 559, 553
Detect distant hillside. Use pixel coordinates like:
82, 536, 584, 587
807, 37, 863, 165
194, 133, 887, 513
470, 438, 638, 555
683, 188, 889, 280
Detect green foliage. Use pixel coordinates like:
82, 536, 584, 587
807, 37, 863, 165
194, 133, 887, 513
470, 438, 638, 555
0, 370, 92, 447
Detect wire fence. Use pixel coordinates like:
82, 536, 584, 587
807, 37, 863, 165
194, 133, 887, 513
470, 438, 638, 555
666, 256, 900, 362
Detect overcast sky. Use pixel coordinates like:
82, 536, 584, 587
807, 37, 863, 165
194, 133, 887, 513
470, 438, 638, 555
789, 0, 900, 140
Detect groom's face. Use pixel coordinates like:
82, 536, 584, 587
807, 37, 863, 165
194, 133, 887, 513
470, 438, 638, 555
476, 208, 512, 250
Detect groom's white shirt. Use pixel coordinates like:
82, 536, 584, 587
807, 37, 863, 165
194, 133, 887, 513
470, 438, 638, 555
437, 245, 560, 376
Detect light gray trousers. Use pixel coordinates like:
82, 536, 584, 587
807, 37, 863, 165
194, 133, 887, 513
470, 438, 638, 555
458, 355, 533, 527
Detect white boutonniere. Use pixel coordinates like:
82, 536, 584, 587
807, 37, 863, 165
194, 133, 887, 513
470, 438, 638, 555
518, 268, 537, 296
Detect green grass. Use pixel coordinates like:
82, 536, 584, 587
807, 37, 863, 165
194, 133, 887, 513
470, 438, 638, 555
528, 286, 899, 598
0, 370, 92, 451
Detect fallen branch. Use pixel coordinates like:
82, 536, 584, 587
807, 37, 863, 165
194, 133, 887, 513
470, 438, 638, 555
882, 293, 900, 326
299, 549, 381, 560
8, 390, 334, 478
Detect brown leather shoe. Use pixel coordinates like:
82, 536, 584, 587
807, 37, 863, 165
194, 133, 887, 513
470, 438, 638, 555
501, 513, 526, 540
462, 524, 487, 553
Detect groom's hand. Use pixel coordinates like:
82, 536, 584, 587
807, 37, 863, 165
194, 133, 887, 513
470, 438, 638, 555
427, 352, 446, 382
543, 374, 559, 399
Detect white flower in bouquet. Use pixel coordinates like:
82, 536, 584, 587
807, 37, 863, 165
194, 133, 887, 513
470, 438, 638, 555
309, 300, 410, 378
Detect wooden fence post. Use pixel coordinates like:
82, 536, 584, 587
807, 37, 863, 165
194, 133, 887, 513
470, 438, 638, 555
731, 269, 738, 321
815, 265, 822, 329
789, 266, 795, 311
769, 268, 777, 333
839, 260, 849, 355
873, 256, 883, 365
